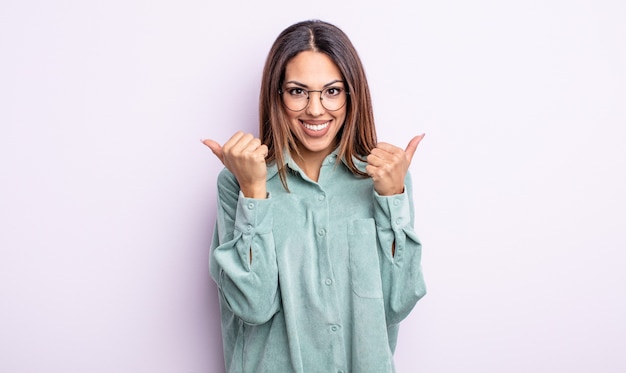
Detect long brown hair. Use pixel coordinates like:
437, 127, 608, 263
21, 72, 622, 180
259, 19, 377, 190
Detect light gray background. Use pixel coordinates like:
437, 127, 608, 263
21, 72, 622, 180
2, 0, 625, 372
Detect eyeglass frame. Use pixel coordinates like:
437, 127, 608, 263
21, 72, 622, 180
278, 85, 350, 112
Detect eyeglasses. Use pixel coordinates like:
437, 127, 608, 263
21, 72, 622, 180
279, 86, 349, 112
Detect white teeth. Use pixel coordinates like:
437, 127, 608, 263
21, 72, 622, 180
303, 121, 329, 131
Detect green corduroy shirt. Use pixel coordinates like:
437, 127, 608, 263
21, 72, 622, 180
210, 149, 426, 373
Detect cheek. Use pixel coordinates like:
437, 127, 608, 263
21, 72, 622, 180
287, 115, 300, 130
283, 108, 298, 122
282, 110, 299, 128
336, 111, 347, 127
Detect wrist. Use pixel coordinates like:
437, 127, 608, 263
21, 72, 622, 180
240, 183, 267, 199
376, 186, 405, 196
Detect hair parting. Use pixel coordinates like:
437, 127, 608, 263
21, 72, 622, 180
259, 19, 377, 191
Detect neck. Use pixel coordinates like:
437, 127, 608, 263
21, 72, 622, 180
291, 139, 338, 182
293, 152, 325, 182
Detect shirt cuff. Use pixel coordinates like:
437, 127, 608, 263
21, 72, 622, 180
234, 191, 273, 235
373, 187, 411, 230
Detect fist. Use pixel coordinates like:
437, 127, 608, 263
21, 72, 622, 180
203, 131, 269, 199
366, 134, 424, 196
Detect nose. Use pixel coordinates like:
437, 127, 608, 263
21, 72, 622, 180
305, 91, 324, 116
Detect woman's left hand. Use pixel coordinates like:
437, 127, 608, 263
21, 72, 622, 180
366, 134, 425, 196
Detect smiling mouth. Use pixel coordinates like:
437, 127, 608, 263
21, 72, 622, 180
301, 121, 330, 131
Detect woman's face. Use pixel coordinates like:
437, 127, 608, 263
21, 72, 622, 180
282, 51, 347, 160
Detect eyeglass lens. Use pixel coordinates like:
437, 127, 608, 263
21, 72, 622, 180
281, 87, 347, 111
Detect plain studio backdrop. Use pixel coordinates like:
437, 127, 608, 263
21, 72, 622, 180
1, 0, 625, 372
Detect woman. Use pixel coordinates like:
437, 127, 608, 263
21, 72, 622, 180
203, 19, 426, 373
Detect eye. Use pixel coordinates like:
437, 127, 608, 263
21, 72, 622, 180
324, 87, 343, 97
286, 88, 307, 97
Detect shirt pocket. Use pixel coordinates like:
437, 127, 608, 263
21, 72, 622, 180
348, 218, 384, 299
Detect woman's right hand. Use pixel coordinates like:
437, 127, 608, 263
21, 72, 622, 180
203, 131, 269, 199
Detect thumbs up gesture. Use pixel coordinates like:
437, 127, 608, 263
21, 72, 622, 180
202, 131, 269, 199
366, 134, 425, 196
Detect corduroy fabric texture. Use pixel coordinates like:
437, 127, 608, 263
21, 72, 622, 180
210, 149, 426, 373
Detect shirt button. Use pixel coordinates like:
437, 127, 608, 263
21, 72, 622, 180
247, 202, 255, 210
246, 225, 253, 232
325, 278, 332, 286
330, 325, 339, 332
395, 218, 402, 225
318, 229, 326, 236
393, 199, 400, 206
318, 194, 326, 201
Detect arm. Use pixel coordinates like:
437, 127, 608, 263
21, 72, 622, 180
209, 168, 280, 325
374, 172, 426, 325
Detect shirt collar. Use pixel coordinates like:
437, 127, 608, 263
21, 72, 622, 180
266, 147, 368, 181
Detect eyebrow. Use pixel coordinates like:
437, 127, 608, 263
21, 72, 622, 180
283, 79, 344, 88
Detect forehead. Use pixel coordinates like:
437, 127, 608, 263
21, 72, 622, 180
284, 51, 342, 84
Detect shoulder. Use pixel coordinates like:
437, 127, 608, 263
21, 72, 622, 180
342, 154, 369, 174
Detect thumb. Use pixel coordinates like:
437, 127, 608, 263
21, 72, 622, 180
202, 139, 224, 164
405, 133, 425, 164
